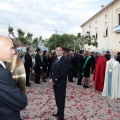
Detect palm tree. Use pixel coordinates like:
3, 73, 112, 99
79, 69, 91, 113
8, 27, 16, 38
33, 37, 39, 49
27, 32, 33, 46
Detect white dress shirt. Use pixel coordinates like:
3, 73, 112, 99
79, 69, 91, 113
0, 61, 6, 69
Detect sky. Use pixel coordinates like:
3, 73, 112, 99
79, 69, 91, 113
0, 0, 112, 39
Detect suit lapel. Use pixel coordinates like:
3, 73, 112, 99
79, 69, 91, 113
52, 56, 64, 71
0, 63, 5, 69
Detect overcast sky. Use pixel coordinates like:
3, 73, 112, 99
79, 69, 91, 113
0, 0, 112, 39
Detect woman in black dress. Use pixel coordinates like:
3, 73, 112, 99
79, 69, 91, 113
82, 51, 91, 88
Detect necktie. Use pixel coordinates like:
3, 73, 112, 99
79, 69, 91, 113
55, 58, 59, 64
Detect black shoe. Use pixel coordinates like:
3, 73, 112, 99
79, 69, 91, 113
69, 80, 74, 82
35, 82, 41, 84
52, 113, 58, 117
43, 80, 47, 82
77, 83, 83, 85
26, 85, 31, 87
83, 85, 86, 88
85, 85, 89, 88
83, 85, 89, 88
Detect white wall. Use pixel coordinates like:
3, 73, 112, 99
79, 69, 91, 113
81, 1, 120, 52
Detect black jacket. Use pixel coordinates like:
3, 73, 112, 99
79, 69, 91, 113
34, 53, 42, 70
77, 54, 84, 71
49, 56, 69, 89
0, 64, 27, 120
24, 52, 32, 69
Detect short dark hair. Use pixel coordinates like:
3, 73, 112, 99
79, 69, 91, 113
43, 50, 47, 55
36, 48, 41, 52
80, 50, 84, 54
62, 47, 69, 52
26, 47, 30, 52
56, 45, 63, 50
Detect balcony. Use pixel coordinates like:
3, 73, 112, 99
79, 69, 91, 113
114, 25, 120, 33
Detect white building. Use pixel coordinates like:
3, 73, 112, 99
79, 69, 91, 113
80, 0, 120, 52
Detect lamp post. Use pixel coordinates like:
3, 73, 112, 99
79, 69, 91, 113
73, 39, 77, 52
55, 30, 57, 49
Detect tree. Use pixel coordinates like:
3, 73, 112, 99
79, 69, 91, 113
76, 33, 98, 50
8, 27, 16, 38
39, 36, 42, 43
46, 34, 76, 50
26, 32, 33, 46
17, 29, 25, 37
33, 37, 39, 49
17, 29, 28, 45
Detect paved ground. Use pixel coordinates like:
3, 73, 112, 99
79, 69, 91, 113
21, 76, 120, 120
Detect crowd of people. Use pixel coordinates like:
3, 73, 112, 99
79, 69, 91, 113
17, 45, 120, 93
1, 35, 120, 120
17, 47, 113, 89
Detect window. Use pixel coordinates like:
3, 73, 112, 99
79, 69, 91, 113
96, 33, 98, 39
119, 14, 120, 25
103, 23, 108, 37
89, 25, 91, 29
95, 27, 97, 39
105, 14, 107, 19
106, 27, 108, 36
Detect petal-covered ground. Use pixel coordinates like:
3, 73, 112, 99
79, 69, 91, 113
21, 77, 120, 120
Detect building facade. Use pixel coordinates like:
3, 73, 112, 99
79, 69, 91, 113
80, 0, 120, 52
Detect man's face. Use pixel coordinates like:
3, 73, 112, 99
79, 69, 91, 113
55, 47, 63, 57
28, 48, 31, 53
0, 39, 15, 63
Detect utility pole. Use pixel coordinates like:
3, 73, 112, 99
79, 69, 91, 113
55, 30, 57, 49
8, 24, 10, 38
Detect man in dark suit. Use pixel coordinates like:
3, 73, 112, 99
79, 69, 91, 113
105, 51, 111, 61
0, 36, 27, 120
68, 50, 75, 82
90, 52, 95, 73
77, 50, 84, 85
42, 50, 48, 82
24, 47, 32, 86
49, 46, 69, 120
34, 48, 43, 84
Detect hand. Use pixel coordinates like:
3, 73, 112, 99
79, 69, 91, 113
49, 79, 55, 85
22, 89, 26, 94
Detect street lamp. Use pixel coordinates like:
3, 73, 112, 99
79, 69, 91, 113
73, 39, 78, 52
55, 30, 57, 49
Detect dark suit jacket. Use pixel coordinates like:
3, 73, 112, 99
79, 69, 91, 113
0, 64, 27, 120
90, 55, 95, 65
116, 55, 120, 63
42, 55, 49, 72
49, 56, 69, 89
68, 55, 75, 70
105, 54, 110, 61
77, 54, 84, 71
24, 52, 32, 70
34, 53, 42, 70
